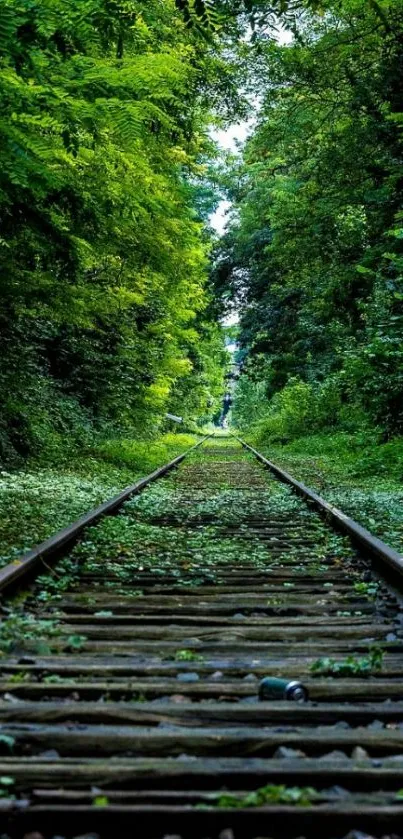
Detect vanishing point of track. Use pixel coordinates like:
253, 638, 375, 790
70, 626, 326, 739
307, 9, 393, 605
1, 436, 403, 838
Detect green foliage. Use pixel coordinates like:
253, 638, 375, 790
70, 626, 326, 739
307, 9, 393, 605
257, 379, 317, 441
175, 0, 219, 34
211, 784, 318, 808
0, 610, 60, 654
93, 795, 110, 808
69, 445, 355, 608
8, 671, 32, 684
0, 433, 198, 565
311, 647, 384, 677
353, 581, 379, 599
95, 434, 198, 473
252, 432, 403, 552
0, 0, 228, 462
216, 0, 403, 439
42, 674, 69, 685
175, 0, 326, 35
65, 634, 87, 651
175, 649, 205, 661
233, 377, 345, 443
0, 776, 15, 798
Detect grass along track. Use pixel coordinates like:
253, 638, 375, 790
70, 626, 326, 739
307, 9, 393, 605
0, 437, 403, 837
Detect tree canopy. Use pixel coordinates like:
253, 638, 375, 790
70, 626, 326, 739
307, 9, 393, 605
214, 0, 403, 438
0, 0, 234, 459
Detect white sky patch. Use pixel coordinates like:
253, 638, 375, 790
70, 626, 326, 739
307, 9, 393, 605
222, 312, 240, 327
210, 198, 231, 236
211, 121, 251, 153
278, 26, 293, 45
211, 23, 293, 327
209, 120, 254, 235
210, 26, 292, 235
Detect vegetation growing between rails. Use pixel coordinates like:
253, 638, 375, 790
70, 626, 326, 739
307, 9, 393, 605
311, 647, 384, 678
201, 784, 319, 809
0, 440, 389, 725
1, 0, 403, 564
70, 451, 361, 590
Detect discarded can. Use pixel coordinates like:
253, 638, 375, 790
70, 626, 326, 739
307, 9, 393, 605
258, 677, 309, 702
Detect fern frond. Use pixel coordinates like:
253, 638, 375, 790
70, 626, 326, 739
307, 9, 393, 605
175, 0, 220, 33
74, 53, 187, 100
36, 0, 100, 51
95, 98, 174, 145
0, 3, 19, 52
1, 121, 54, 160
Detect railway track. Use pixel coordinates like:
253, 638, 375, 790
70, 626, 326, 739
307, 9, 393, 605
0, 436, 403, 838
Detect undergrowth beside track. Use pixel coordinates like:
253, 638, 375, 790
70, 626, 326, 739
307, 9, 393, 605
244, 432, 403, 555
0, 433, 198, 569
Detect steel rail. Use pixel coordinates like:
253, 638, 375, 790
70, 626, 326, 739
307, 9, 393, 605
234, 435, 403, 579
0, 435, 209, 593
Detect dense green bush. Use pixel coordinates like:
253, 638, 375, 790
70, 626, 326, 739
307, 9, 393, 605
233, 376, 349, 444
253, 379, 316, 442
95, 433, 198, 474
